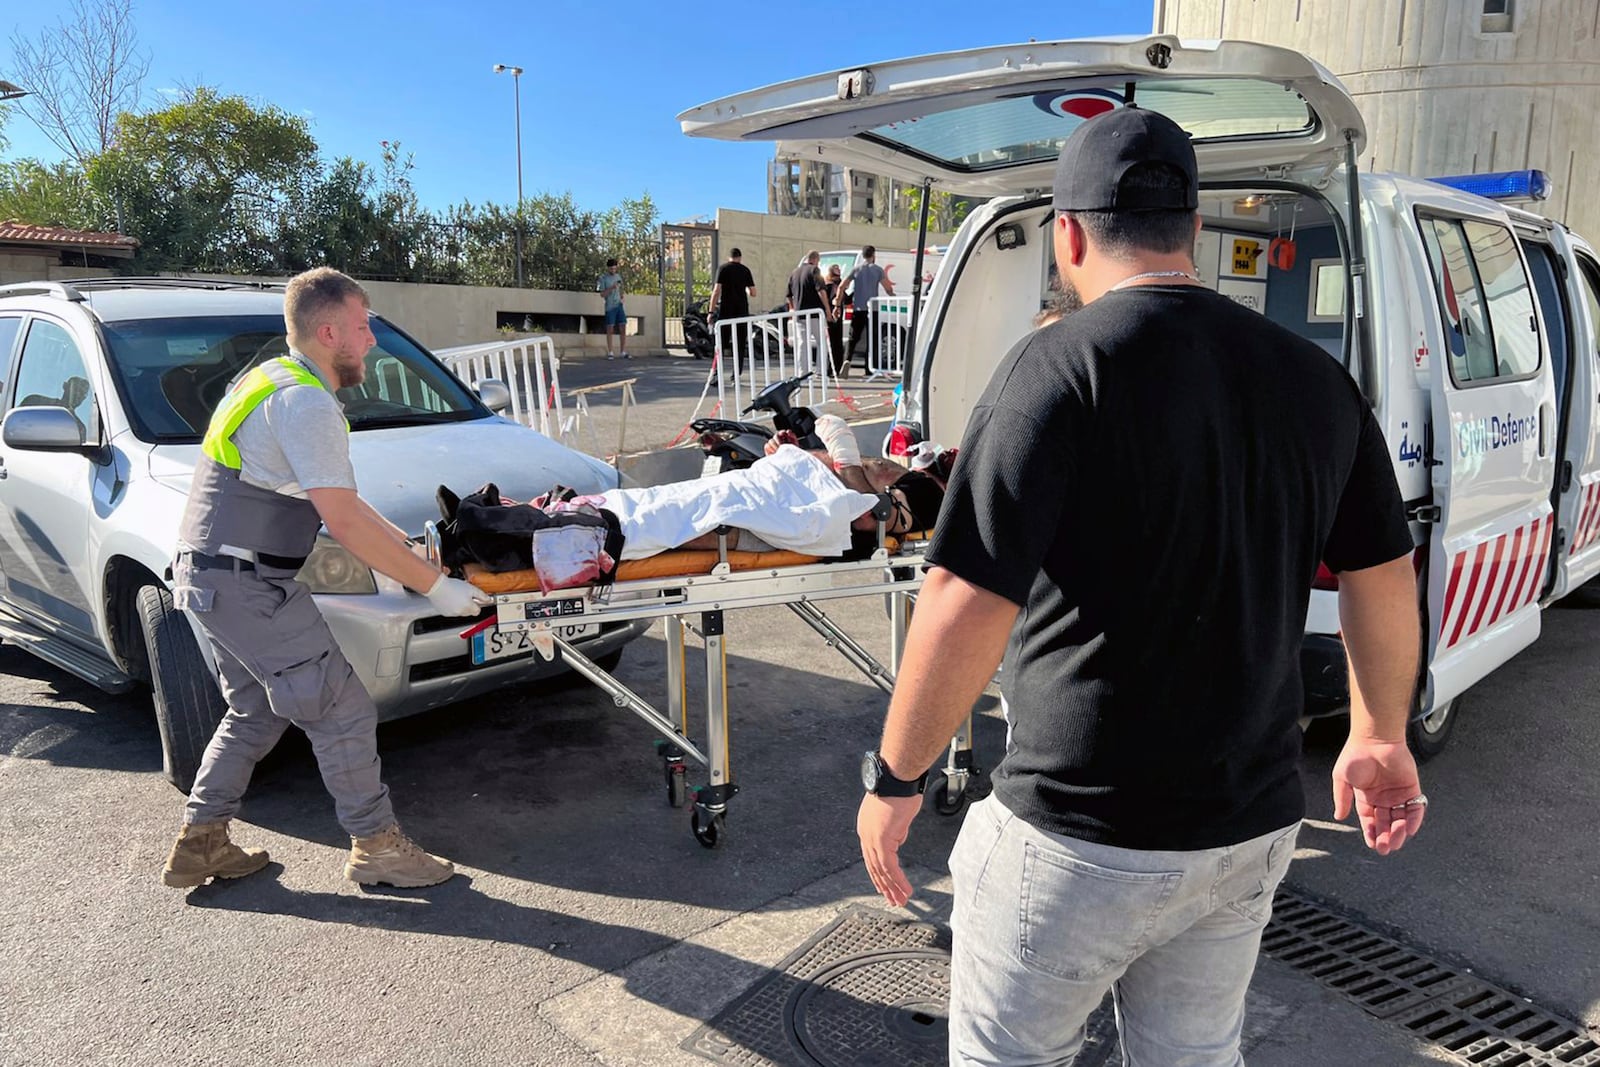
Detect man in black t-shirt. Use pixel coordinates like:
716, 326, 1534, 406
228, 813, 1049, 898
855, 109, 1427, 1063
710, 248, 757, 364
787, 250, 836, 376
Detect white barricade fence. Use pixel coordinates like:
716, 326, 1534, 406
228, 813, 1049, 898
712, 308, 832, 420
865, 294, 924, 381
436, 336, 566, 443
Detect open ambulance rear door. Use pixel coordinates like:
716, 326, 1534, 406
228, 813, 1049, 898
679, 36, 1372, 446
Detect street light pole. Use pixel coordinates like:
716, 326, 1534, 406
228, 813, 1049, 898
493, 64, 525, 287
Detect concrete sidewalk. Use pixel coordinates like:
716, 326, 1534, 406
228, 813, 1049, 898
543, 861, 1451, 1066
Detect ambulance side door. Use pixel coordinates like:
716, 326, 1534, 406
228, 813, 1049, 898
1554, 234, 1600, 593
1414, 206, 1555, 708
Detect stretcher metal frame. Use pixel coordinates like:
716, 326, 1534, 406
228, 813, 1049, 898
428, 519, 978, 849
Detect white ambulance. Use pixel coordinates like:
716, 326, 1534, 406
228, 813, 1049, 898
681, 36, 1600, 758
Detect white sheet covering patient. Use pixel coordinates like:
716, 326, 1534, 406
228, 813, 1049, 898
598, 444, 877, 560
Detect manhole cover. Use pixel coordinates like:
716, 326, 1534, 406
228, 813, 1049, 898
684, 905, 1120, 1067
785, 949, 949, 1067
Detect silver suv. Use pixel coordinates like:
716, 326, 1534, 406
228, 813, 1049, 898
0, 278, 648, 789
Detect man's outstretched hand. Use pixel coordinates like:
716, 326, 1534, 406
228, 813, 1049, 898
857, 793, 922, 907
1332, 738, 1426, 856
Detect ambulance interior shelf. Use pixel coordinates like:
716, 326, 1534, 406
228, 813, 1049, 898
421, 515, 971, 850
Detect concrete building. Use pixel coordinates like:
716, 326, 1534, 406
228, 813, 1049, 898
1154, 0, 1600, 240
768, 157, 916, 227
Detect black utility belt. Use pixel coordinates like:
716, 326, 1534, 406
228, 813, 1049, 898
184, 550, 307, 572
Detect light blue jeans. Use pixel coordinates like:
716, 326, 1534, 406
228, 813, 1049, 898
948, 794, 1299, 1067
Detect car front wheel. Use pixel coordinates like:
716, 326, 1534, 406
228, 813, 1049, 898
137, 584, 227, 792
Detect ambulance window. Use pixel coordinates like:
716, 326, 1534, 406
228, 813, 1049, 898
1521, 242, 1568, 412
1421, 217, 1499, 384
1463, 220, 1540, 377
1575, 255, 1600, 365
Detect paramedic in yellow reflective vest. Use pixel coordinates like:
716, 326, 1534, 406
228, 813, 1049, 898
160, 267, 490, 891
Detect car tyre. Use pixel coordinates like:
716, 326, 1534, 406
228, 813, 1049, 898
137, 584, 227, 792
1406, 695, 1459, 762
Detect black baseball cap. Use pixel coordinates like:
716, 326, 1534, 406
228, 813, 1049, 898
1052, 107, 1198, 212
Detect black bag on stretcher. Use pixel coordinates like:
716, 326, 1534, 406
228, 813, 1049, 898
435, 482, 626, 593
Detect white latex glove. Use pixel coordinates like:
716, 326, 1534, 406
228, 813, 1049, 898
425, 573, 492, 617
814, 414, 861, 468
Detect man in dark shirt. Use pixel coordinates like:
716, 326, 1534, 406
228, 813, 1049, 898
787, 250, 836, 377
710, 248, 757, 365
855, 108, 1426, 1063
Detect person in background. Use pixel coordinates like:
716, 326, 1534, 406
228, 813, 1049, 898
597, 258, 628, 359
823, 264, 846, 377
836, 245, 895, 377
709, 248, 757, 366
787, 250, 835, 376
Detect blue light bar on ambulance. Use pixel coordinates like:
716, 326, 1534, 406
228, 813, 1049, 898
1429, 169, 1552, 202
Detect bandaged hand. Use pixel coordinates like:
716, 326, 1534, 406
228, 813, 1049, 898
814, 414, 861, 468
425, 574, 492, 617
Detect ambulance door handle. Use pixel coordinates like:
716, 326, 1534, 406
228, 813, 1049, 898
1540, 401, 1553, 457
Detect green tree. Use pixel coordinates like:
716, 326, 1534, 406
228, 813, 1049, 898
0, 158, 105, 231
88, 86, 317, 271
900, 186, 974, 234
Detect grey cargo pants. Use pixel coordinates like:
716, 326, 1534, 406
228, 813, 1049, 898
176, 552, 395, 837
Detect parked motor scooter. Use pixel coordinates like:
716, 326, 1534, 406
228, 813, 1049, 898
692, 373, 824, 474
683, 300, 715, 360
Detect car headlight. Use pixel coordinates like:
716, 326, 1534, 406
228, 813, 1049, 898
296, 537, 378, 594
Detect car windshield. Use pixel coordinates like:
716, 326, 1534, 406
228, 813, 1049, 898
99, 314, 487, 443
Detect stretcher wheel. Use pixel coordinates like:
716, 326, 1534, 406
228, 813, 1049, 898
691, 808, 726, 849
932, 778, 968, 817
664, 761, 688, 808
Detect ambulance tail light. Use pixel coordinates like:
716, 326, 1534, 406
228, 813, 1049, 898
1429, 169, 1551, 202
887, 422, 922, 457
1312, 562, 1340, 591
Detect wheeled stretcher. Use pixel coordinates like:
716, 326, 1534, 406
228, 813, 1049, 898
424, 509, 979, 849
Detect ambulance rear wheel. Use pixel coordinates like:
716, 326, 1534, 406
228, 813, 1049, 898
1406, 696, 1459, 762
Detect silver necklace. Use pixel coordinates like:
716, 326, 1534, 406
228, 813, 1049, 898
1109, 270, 1200, 291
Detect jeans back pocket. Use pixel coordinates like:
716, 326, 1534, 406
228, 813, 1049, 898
1019, 843, 1182, 982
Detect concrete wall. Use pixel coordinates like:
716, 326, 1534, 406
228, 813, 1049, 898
1154, 0, 1600, 243
711, 208, 956, 313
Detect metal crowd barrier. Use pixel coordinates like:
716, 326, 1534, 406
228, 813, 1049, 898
712, 308, 832, 418
436, 336, 565, 442
865, 295, 922, 381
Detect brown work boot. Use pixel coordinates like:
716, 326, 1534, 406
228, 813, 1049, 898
344, 825, 456, 888
161, 820, 270, 888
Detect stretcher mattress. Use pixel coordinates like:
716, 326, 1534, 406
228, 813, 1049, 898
462, 531, 933, 596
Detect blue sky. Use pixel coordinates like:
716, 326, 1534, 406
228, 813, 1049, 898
3, 1, 1150, 223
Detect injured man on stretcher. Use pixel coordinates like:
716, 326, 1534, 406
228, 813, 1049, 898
435, 415, 947, 589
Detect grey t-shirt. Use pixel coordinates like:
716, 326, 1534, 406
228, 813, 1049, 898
849, 263, 887, 309
232, 354, 357, 498
597, 272, 624, 311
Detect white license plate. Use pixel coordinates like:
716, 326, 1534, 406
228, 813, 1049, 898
470, 620, 598, 665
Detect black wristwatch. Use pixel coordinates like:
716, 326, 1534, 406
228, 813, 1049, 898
861, 751, 927, 797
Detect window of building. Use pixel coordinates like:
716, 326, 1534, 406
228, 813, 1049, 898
1482, 0, 1513, 32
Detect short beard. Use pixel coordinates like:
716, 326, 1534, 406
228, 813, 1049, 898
1035, 275, 1084, 327
333, 351, 365, 389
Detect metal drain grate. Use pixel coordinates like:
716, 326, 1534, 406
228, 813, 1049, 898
1264, 889, 1599, 1066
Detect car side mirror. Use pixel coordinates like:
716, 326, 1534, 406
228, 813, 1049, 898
2, 406, 101, 458
476, 378, 512, 414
